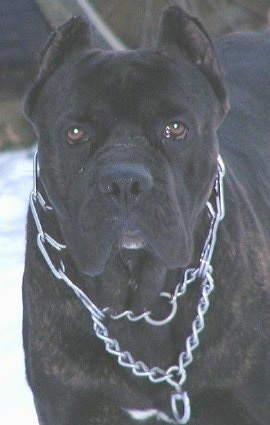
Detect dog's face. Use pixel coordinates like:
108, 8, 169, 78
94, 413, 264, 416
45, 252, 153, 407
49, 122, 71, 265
25, 9, 228, 290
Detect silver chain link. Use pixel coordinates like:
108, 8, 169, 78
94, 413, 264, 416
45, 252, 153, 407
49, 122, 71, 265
29, 152, 225, 424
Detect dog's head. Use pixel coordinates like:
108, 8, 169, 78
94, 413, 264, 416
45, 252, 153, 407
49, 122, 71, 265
25, 7, 228, 288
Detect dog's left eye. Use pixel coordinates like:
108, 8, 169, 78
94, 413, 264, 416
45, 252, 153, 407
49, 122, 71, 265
65, 126, 89, 145
163, 121, 188, 141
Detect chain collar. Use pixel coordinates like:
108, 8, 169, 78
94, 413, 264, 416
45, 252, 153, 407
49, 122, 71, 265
29, 152, 225, 424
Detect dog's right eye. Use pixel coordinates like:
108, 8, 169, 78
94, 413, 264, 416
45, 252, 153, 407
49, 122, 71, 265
65, 126, 89, 145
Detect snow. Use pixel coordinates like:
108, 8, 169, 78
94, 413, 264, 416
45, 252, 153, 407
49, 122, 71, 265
0, 148, 38, 424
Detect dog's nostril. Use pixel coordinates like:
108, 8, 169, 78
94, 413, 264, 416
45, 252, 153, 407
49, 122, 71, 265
111, 182, 121, 196
131, 181, 141, 196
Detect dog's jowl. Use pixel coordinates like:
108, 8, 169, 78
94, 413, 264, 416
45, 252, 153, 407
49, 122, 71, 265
22, 6, 270, 425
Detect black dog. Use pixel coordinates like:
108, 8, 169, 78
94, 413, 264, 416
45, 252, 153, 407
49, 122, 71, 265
23, 6, 270, 425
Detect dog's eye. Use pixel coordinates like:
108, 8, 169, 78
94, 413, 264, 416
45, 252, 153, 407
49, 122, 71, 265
66, 126, 89, 145
163, 121, 188, 141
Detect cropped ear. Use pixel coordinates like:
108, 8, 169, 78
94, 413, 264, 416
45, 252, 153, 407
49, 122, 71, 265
158, 6, 229, 116
25, 16, 91, 117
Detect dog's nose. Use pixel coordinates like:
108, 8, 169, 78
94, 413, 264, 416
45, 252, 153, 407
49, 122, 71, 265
98, 164, 153, 205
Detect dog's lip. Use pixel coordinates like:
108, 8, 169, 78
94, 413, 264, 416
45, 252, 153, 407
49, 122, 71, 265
118, 230, 147, 250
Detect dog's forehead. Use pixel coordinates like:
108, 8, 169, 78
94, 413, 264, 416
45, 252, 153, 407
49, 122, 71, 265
75, 49, 177, 86
36, 48, 218, 129
61, 49, 211, 116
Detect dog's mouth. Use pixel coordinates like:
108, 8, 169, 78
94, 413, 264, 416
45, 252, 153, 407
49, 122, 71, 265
61, 211, 193, 312
70, 213, 192, 280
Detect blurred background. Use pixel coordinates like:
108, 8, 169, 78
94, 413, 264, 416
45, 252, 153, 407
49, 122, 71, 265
0, 0, 270, 150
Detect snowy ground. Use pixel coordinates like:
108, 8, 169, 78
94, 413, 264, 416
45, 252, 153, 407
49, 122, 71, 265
0, 147, 38, 424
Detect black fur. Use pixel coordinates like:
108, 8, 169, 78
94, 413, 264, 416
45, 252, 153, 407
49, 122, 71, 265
23, 6, 270, 424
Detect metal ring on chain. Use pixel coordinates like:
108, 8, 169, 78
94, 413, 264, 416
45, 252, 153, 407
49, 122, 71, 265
171, 391, 191, 425
106, 291, 178, 326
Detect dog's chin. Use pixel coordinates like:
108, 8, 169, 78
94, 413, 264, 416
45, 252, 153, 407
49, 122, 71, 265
118, 230, 148, 251
117, 231, 149, 276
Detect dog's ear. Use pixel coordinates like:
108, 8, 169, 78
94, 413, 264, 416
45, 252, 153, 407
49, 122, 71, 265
158, 6, 229, 115
38, 16, 91, 80
25, 16, 91, 117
